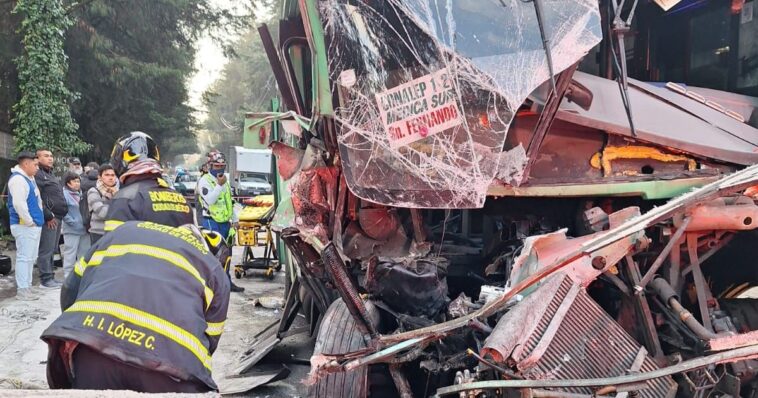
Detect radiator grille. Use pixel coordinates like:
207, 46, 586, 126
485, 274, 676, 397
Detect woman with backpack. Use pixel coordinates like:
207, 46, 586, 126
61, 172, 90, 279
87, 164, 119, 244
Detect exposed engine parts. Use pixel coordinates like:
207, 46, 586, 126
365, 256, 449, 319
272, 163, 758, 398
247, 0, 758, 395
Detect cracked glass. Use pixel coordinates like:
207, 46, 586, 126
319, 0, 602, 208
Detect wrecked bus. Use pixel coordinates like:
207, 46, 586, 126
241, 0, 758, 396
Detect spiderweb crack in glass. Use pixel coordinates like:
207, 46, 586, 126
320, 0, 601, 208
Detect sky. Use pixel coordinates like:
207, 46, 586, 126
187, 28, 230, 122
186, 33, 228, 153
187, 0, 274, 123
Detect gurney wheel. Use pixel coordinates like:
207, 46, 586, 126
265, 268, 275, 279
234, 268, 243, 279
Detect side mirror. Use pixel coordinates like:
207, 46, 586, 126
565, 80, 593, 111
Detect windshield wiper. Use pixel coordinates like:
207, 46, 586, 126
610, 0, 639, 137
532, 0, 557, 92
505, 0, 557, 92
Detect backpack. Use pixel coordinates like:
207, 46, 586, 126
80, 188, 100, 231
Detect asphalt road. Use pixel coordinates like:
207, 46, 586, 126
213, 246, 313, 397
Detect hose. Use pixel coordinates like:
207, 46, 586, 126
649, 278, 717, 340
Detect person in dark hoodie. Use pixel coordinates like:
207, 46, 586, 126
104, 132, 193, 231
35, 149, 68, 289
80, 162, 99, 194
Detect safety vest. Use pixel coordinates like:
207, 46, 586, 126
41, 221, 230, 390
201, 174, 232, 223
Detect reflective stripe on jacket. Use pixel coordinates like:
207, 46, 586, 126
105, 176, 193, 231
41, 221, 230, 390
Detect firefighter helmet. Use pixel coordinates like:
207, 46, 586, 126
200, 229, 225, 256
110, 131, 160, 175
179, 224, 224, 256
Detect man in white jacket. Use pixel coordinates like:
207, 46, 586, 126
7, 152, 45, 300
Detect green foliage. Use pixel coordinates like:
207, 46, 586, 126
2, 0, 256, 161
12, 0, 88, 154
0, 2, 22, 134
65, 0, 254, 160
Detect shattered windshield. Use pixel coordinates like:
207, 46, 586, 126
320, 0, 601, 208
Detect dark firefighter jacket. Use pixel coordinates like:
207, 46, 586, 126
104, 174, 193, 232
41, 221, 230, 391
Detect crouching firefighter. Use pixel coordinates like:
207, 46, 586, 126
105, 131, 193, 232
198, 149, 244, 293
41, 221, 230, 393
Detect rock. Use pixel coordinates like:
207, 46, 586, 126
252, 296, 285, 309
0, 275, 17, 299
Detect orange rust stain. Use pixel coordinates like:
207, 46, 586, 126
745, 185, 758, 198
590, 146, 697, 177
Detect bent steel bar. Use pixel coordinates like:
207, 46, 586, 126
375, 164, 758, 347
636, 217, 690, 289
322, 242, 379, 337
434, 344, 758, 396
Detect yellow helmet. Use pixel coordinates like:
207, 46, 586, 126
200, 229, 225, 256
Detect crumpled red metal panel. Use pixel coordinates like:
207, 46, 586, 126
507, 207, 643, 288
289, 165, 340, 244
270, 141, 303, 181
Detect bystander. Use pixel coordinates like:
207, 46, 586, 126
61, 172, 90, 278
35, 149, 67, 289
87, 164, 119, 244
7, 152, 44, 300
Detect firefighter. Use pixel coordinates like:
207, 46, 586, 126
197, 149, 244, 292
41, 221, 230, 392
104, 132, 193, 232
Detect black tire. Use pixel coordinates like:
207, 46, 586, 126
308, 299, 369, 398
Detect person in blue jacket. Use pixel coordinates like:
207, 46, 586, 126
61, 172, 90, 279
7, 152, 45, 301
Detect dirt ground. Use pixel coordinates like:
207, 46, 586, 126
0, 245, 313, 397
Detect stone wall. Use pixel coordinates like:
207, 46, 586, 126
0, 131, 13, 160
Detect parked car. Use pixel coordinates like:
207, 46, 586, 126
233, 172, 271, 197
173, 172, 200, 197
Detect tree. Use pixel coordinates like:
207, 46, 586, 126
202, 1, 279, 153
64, 0, 254, 161
2, 0, 255, 161
12, 0, 87, 154
0, 1, 22, 135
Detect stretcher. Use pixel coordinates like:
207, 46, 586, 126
234, 195, 279, 279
